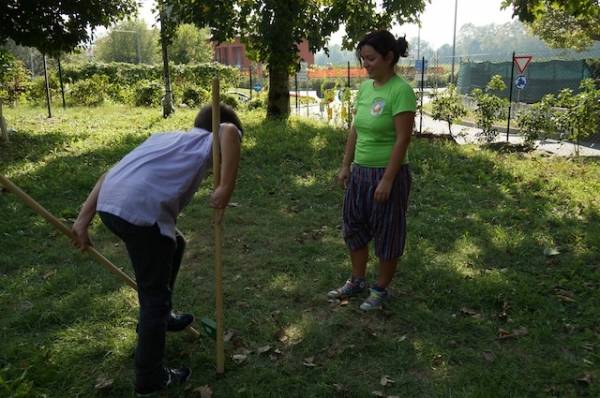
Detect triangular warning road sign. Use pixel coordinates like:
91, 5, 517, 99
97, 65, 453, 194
514, 55, 532, 74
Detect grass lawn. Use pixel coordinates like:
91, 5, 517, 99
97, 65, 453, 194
1, 104, 599, 397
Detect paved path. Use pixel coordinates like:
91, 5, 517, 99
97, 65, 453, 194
416, 113, 600, 157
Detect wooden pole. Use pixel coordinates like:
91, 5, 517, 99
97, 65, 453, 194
43, 54, 52, 118
0, 174, 201, 337
211, 77, 225, 374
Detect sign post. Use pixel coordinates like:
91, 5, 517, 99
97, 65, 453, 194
507, 53, 532, 141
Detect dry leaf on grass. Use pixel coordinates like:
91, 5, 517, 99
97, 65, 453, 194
257, 345, 271, 355
94, 376, 113, 390
303, 356, 317, 367
193, 385, 213, 398
232, 354, 247, 364
482, 350, 495, 362
576, 372, 592, 386
380, 375, 395, 386
498, 326, 528, 340
224, 330, 236, 342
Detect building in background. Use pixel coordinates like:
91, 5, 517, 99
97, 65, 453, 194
213, 38, 314, 68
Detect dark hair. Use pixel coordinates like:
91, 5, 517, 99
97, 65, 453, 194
194, 103, 244, 138
356, 30, 409, 66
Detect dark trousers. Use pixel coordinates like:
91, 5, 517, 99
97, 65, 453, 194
98, 212, 185, 389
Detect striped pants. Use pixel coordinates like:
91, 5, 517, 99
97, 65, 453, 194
342, 164, 411, 261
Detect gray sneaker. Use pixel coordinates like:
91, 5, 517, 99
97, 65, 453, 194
359, 288, 388, 311
327, 278, 367, 299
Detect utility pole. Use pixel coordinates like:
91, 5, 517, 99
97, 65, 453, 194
451, 0, 458, 83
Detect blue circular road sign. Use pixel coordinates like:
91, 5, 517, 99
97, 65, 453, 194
515, 75, 527, 90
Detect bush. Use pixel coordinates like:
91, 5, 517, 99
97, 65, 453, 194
181, 86, 209, 107
516, 94, 557, 146
557, 79, 600, 147
68, 74, 110, 106
134, 80, 163, 107
471, 75, 508, 143
26, 74, 60, 104
220, 93, 239, 109
246, 96, 264, 110
431, 84, 467, 136
0, 49, 30, 104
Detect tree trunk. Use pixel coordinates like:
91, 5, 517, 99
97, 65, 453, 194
267, 64, 290, 119
0, 99, 9, 143
160, 8, 174, 118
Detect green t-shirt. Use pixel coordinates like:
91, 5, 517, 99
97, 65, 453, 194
353, 75, 416, 167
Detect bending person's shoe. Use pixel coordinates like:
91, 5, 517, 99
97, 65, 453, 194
135, 367, 191, 396
167, 311, 194, 332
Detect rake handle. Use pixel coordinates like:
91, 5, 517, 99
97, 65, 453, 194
0, 174, 201, 337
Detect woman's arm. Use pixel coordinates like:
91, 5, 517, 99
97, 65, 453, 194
337, 125, 357, 188
72, 172, 107, 249
374, 111, 414, 203
210, 123, 241, 209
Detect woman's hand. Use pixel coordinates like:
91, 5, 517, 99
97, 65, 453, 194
71, 220, 92, 251
374, 178, 393, 203
337, 166, 350, 189
210, 185, 231, 209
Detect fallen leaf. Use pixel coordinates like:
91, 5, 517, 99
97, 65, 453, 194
228, 202, 241, 208
460, 306, 482, 318
257, 345, 271, 355
554, 288, 576, 302
576, 372, 592, 386
193, 385, 213, 398
232, 354, 247, 364
371, 391, 385, 397
543, 247, 560, 256
339, 299, 349, 306
396, 335, 407, 342
498, 326, 528, 340
333, 383, 346, 392
235, 348, 252, 356
94, 376, 113, 390
482, 350, 495, 362
42, 270, 56, 280
224, 330, 235, 342
380, 375, 395, 386
460, 306, 478, 316
303, 356, 317, 367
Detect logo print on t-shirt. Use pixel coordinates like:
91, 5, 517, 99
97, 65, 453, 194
370, 98, 385, 116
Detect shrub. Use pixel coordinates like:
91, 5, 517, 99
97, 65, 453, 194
516, 94, 557, 146
246, 96, 264, 110
26, 74, 59, 104
557, 79, 600, 150
181, 86, 209, 107
471, 75, 508, 143
68, 74, 110, 106
220, 93, 238, 109
134, 80, 163, 107
0, 50, 30, 104
431, 84, 467, 136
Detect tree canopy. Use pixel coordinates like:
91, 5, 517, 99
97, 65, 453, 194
94, 19, 160, 64
502, 0, 600, 50
169, 24, 213, 65
169, 0, 428, 118
0, 0, 137, 56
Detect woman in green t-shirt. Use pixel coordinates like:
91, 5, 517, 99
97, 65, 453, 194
327, 30, 416, 311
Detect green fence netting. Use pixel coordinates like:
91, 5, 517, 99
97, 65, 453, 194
457, 59, 592, 103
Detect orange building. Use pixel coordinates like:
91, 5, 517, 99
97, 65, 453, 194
213, 38, 315, 68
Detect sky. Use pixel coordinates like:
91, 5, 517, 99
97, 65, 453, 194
136, 0, 516, 50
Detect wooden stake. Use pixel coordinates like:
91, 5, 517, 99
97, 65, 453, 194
0, 174, 201, 338
211, 77, 225, 374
